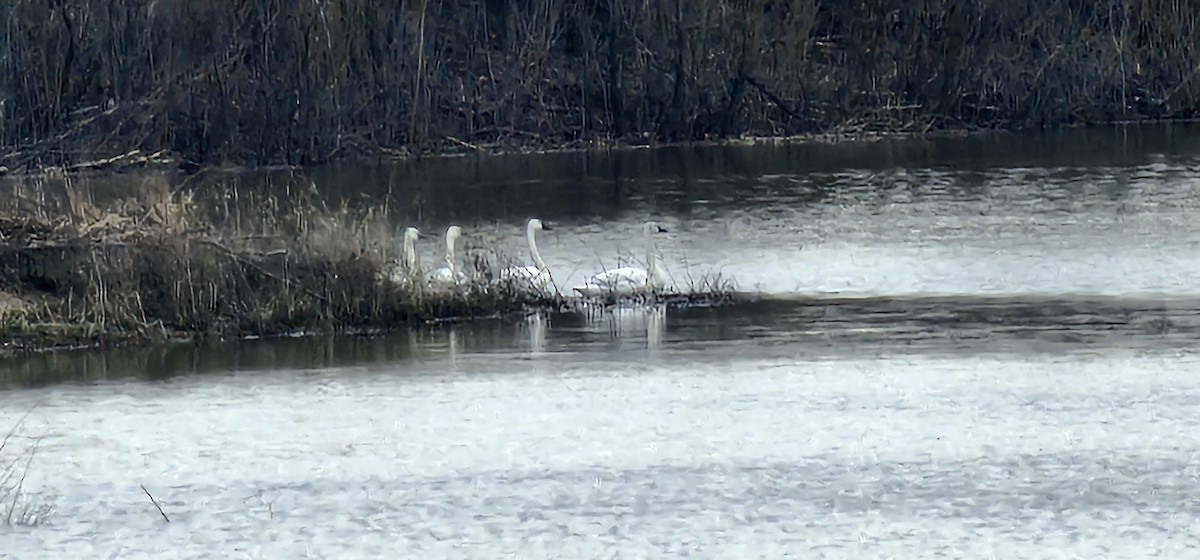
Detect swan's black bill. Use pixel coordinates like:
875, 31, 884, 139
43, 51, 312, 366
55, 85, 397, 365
542, 223, 553, 231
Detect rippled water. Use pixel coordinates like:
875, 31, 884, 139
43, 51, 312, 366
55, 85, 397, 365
540, 160, 1200, 297
5, 125, 1200, 558
288, 127, 1200, 298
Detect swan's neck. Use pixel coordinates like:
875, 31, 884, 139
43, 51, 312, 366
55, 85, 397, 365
647, 252, 666, 284
527, 225, 547, 270
444, 235, 457, 272
644, 229, 666, 285
644, 228, 657, 270
403, 237, 418, 271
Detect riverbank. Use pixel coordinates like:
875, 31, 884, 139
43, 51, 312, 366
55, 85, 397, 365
1, 125, 981, 178
4, 0, 1199, 173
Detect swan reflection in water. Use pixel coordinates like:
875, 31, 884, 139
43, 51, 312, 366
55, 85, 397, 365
404, 324, 464, 371
518, 305, 667, 353
523, 311, 549, 353
581, 303, 667, 349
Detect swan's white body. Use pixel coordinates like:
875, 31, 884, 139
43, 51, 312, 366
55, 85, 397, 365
574, 222, 669, 298
497, 218, 553, 292
572, 259, 664, 297
380, 227, 421, 285
429, 225, 466, 286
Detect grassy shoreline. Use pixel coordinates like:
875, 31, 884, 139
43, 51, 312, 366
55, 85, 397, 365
0, 171, 735, 356
0, 174, 525, 355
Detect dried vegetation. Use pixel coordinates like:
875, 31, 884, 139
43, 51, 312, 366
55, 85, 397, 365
0, 172, 567, 352
1, 413, 51, 526
2, 0, 1199, 172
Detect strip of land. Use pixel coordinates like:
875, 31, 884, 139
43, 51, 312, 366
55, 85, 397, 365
0, 172, 737, 355
0, 174, 541, 354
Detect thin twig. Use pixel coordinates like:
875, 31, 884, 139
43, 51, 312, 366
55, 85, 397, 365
0, 409, 34, 456
140, 484, 170, 523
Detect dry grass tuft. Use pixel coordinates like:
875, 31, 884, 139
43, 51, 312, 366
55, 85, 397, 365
2, 413, 53, 527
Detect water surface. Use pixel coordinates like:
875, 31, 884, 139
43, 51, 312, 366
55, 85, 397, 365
293, 123, 1200, 297
4, 124, 1200, 558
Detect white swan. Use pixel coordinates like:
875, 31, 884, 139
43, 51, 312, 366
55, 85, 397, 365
573, 221, 670, 298
379, 226, 421, 285
497, 218, 554, 292
429, 225, 467, 286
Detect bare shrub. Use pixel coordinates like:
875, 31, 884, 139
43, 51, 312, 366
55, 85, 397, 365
2, 0, 1197, 171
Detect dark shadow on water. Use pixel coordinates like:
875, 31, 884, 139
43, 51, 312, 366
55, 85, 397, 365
1, 293, 1195, 390
290, 123, 1200, 227
14, 122, 1194, 229
253, 122, 1200, 227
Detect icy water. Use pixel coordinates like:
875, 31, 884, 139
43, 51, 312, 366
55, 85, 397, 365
5, 124, 1200, 558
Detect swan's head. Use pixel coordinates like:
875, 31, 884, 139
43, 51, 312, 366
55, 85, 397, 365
528, 218, 551, 232
403, 227, 420, 243
643, 221, 668, 235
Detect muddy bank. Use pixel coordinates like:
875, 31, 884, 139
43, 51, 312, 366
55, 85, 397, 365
3, 0, 1199, 173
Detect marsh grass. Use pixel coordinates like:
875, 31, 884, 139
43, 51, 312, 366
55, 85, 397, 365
0, 172, 567, 352
1, 413, 52, 527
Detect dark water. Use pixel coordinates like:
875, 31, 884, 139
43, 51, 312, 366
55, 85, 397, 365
190, 121, 1200, 227
4, 124, 1200, 558
0, 294, 1197, 390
